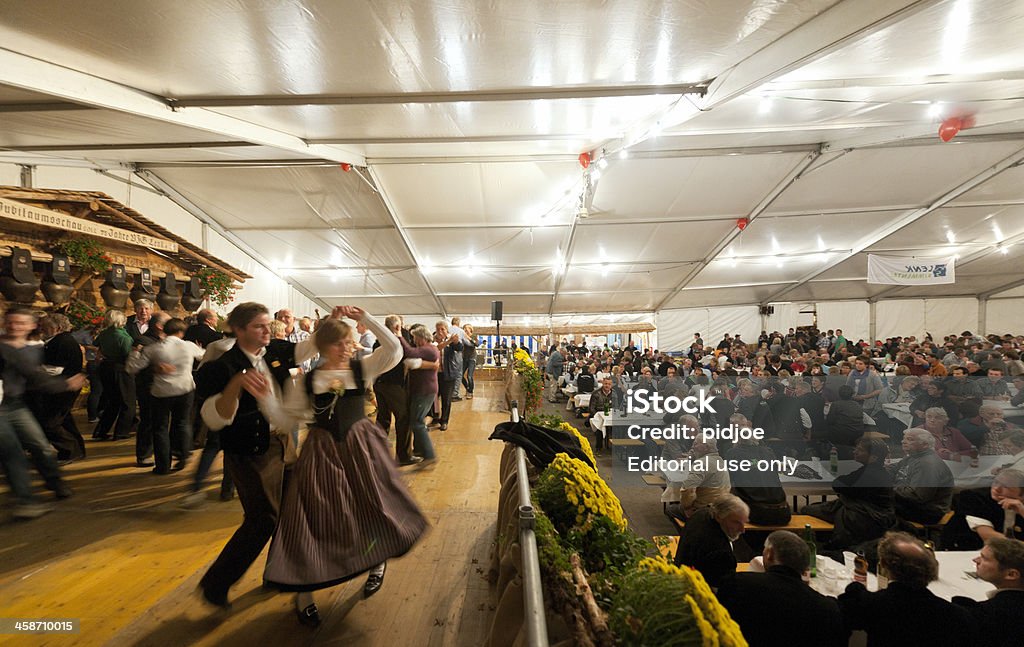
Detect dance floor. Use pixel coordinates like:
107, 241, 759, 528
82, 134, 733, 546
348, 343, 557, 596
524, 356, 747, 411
0, 383, 506, 646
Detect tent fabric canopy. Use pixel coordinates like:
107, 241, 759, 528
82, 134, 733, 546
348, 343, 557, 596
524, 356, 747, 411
1, 0, 1023, 323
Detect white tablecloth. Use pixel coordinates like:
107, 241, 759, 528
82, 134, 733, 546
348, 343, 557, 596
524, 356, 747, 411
806, 552, 991, 601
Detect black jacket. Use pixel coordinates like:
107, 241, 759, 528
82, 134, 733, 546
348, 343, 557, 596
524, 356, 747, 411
196, 343, 295, 456
838, 581, 974, 647
488, 419, 594, 470
184, 323, 224, 349
43, 331, 83, 377
953, 589, 1024, 647
673, 506, 736, 589
717, 565, 847, 647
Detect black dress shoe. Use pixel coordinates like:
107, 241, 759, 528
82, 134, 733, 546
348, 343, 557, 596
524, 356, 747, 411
296, 603, 321, 627
54, 484, 73, 500
137, 460, 155, 468
363, 563, 386, 598
399, 457, 424, 466
171, 460, 188, 472
197, 583, 230, 609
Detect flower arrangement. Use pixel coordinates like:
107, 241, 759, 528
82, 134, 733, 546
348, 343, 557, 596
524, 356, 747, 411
512, 347, 543, 414
608, 558, 747, 647
528, 452, 747, 647
55, 238, 112, 275
65, 300, 104, 330
194, 266, 235, 306
535, 453, 627, 533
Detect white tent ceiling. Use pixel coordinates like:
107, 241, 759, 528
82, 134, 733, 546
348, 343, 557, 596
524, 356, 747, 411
1, 0, 1023, 319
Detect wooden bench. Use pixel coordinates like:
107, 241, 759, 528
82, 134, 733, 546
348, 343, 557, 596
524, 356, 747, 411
745, 514, 834, 533
607, 438, 644, 447
642, 474, 666, 487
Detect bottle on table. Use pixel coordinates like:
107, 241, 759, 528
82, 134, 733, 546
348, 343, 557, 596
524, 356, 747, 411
804, 523, 817, 578
853, 550, 869, 584
604, 400, 610, 416
829, 447, 839, 475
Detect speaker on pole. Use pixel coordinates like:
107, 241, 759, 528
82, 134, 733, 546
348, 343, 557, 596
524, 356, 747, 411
491, 300, 503, 321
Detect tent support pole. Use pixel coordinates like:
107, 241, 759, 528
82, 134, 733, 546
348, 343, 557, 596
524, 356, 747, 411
978, 298, 988, 336
869, 301, 877, 344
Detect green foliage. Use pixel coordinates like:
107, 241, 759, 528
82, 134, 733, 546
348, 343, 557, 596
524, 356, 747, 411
608, 571, 711, 647
526, 412, 566, 430
566, 516, 649, 578
194, 266, 235, 306
55, 238, 112, 274
515, 361, 544, 415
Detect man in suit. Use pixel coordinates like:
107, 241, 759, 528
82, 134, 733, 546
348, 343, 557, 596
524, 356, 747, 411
131, 312, 169, 463
717, 530, 847, 646
184, 308, 224, 349
125, 298, 154, 344
953, 537, 1024, 646
674, 494, 749, 589
838, 531, 974, 646
196, 302, 324, 607
30, 314, 85, 463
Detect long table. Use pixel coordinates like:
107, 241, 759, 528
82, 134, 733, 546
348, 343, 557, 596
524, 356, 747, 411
882, 400, 1024, 428
806, 551, 991, 602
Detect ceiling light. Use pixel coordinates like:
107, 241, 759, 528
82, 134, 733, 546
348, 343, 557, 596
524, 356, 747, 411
928, 102, 942, 118
420, 260, 434, 275
601, 263, 610, 277
649, 121, 663, 137
597, 157, 608, 170
946, 230, 956, 244
999, 246, 1010, 255
618, 149, 629, 160
759, 97, 773, 114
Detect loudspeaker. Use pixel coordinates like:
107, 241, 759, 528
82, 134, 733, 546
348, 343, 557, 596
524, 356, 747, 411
491, 300, 503, 321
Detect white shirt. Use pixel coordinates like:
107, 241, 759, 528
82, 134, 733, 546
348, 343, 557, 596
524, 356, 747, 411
134, 319, 149, 336
201, 331, 320, 432
126, 336, 206, 398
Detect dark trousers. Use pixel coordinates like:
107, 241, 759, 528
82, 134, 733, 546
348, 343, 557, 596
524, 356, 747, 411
462, 358, 476, 395
150, 391, 194, 473
192, 428, 234, 498
94, 361, 135, 439
439, 377, 457, 424
201, 438, 285, 599
85, 359, 102, 420
31, 391, 84, 460
375, 382, 411, 461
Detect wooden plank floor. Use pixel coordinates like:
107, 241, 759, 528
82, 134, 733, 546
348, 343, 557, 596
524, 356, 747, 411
0, 383, 507, 646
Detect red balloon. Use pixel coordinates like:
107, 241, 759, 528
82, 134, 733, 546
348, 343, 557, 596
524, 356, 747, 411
341, 163, 352, 172
938, 118, 962, 142
736, 218, 749, 231
578, 152, 591, 169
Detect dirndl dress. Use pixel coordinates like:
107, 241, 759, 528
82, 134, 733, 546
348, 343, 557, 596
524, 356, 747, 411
264, 364, 429, 591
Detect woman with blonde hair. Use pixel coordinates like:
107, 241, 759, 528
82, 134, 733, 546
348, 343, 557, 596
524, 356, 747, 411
92, 309, 135, 442
263, 307, 428, 626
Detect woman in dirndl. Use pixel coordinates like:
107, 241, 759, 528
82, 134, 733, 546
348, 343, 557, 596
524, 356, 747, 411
263, 307, 429, 626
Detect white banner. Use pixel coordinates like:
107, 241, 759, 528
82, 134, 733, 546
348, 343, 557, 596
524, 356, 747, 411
867, 254, 955, 285
0, 197, 178, 252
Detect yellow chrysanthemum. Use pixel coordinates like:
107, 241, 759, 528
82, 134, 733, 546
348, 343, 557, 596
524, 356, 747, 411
557, 421, 597, 467
549, 453, 627, 530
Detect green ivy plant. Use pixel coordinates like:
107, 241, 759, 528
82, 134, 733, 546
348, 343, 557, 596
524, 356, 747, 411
55, 238, 112, 274
194, 266, 235, 306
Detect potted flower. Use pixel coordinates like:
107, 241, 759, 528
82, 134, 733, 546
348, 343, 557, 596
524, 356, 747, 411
54, 238, 112, 288
194, 266, 235, 306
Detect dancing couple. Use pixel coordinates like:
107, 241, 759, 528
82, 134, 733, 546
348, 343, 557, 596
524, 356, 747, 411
196, 303, 428, 626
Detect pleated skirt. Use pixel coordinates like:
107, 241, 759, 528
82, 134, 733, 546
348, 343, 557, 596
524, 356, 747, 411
263, 419, 429, 592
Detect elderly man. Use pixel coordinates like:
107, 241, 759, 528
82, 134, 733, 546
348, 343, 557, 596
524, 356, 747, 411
726, 414, 791, 526
665, 434, 732, 519
839, 532, 973, 646
717, 530, 847, 647
673, 494, 750, 589
274, 308, 309, 344
434, 320, 463, 431
953, 537, 1024, 646
184, 308, 223, 349
126, 298, 154, 344
803, 437, 896, 550
890, 427, 954, 524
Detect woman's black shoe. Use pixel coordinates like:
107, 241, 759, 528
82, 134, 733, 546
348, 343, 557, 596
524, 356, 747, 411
363, 563, 386, 598
296, 603, 321, 627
